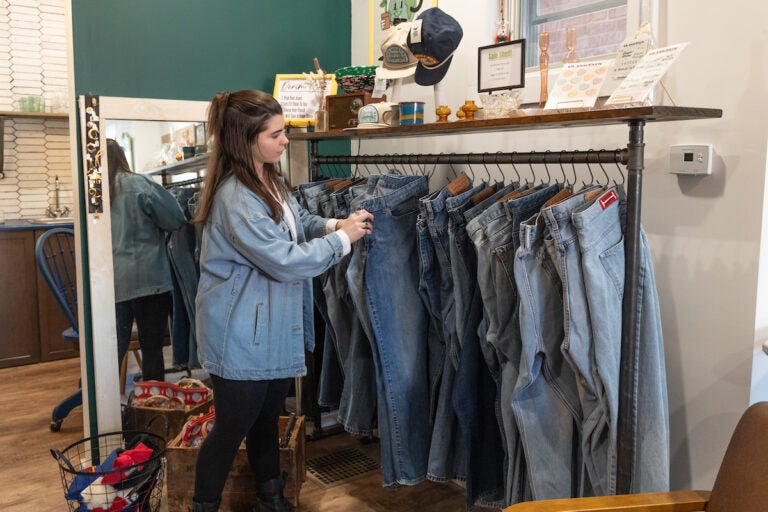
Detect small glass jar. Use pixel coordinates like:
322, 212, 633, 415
314, 108, 329, 132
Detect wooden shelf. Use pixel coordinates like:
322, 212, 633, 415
0, 110, 68, 119
288, 106, 722, 141
142, 152, 209, 177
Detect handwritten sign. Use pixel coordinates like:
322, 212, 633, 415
605, 42, 688, 106
273, 74, 337, 125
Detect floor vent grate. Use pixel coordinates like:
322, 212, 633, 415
306, 447, 379, 486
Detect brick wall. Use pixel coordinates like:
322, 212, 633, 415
0, 0, 71, 221
537, 2, 627, 63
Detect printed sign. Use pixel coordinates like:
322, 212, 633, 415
605, 42, 688, 106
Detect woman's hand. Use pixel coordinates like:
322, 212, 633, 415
337, 209, 374, 243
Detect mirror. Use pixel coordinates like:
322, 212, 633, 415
78, 96, 210, 432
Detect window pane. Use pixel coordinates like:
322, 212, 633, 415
528, 5, 627, 64
538, 0, 612, 16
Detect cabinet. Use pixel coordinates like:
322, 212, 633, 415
0, 228, 77, 369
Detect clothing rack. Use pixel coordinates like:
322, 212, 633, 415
305, 122, 644, 494
164, 176, 204, 188
288, 106, 721, 493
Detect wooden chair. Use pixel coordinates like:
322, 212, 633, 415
35, 227, 81, 431
503, 401, 768, 512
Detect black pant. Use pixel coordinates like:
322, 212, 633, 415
116, 292, 171, 382
193, 375, 292, 503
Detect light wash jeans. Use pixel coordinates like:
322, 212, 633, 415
571, 188, 669, 493
542, 188, 601, 496
512, 211, 583, 500
486, 184, 561, 505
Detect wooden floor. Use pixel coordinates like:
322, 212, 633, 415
0, 357, 497, 512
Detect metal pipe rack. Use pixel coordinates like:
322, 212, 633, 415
292, 106, 722, 493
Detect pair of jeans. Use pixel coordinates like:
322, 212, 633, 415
324, 184, 378, 436
355, 174, 431, 486
418, 187, 463, 482
541, 188, 602, 496
115, 292, 171, 382
193, 376, 291, 503
511, 210, 583, 500
447, 181, 506, 507
571, 188, 669, 493
297, 180, 343, 409
480, 184, 561, 504
167, 221, 200, 368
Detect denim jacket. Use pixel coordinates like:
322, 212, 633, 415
196, 176, 345, 380
111, 172, 186, 303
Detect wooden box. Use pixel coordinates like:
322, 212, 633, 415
166, 415, 306, 512
326, 92, 387, 131
126, 398, 213, 442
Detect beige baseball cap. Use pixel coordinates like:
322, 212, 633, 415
376, 22, 418, 80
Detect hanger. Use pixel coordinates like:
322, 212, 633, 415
582, 150, 596, 189
481, 153, 493, 183
541, 151, 552, 185
594, 150, 611, 186
502, 151, 521, 184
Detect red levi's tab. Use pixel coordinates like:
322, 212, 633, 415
598, 189, 619, 210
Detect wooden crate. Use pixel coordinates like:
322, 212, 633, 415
166, 415, 306, 512
126, 398, 213, 442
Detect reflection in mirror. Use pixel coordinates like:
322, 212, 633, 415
104, 111, 209, 398
78, 96, 210, 432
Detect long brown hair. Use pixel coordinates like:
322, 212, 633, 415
106, 138, 133, 203
192, 90, 289, 224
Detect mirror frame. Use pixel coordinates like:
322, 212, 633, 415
77, 96, 209, 434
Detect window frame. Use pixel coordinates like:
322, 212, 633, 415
511, 0, 656, 104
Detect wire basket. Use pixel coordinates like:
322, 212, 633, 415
51, 428, 167, 512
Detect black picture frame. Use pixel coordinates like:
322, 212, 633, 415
477, 39, 526, 93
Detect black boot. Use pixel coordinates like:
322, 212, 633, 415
254, 473, 294, 512
188, 498, 221, 512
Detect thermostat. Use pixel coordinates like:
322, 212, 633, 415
669, 144, 714, 175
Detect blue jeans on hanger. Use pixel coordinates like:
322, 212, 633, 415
542, 188, 601, 496
354, 174, 431, 487
571, 188, 669, 494
418, 187, 464, 483
478, 184, 561, 505
446, 182, 506, 508
297, 180, 344, 409
326, 186, 378, 436
512, 211, 583, 500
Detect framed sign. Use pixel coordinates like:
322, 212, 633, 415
272, 74, 337, 125
477, 39, 525, 93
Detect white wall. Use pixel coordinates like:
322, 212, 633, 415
351, 0, 768, 491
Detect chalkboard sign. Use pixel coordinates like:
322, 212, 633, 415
273, 74, 337, 125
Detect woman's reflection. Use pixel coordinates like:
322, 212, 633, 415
107, 138, 186, 382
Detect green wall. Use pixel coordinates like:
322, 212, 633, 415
71, 0, 351, 101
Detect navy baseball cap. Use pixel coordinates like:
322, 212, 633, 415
406, 8, 463, 86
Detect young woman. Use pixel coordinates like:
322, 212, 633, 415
107, 138, 186, 383
189, 90, 373, 512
